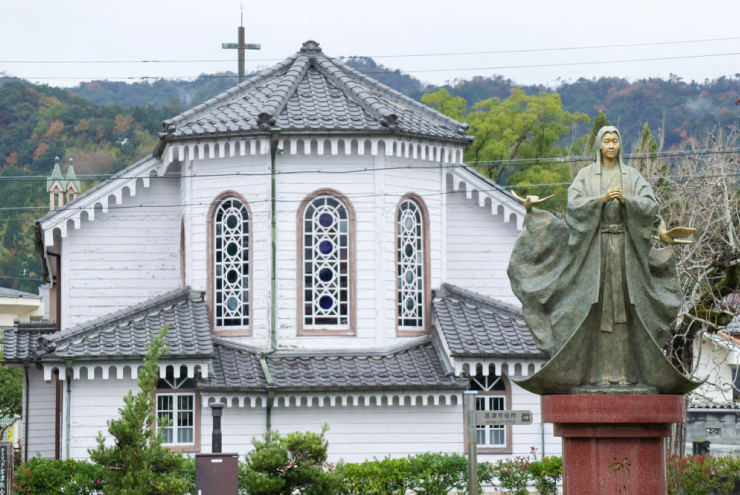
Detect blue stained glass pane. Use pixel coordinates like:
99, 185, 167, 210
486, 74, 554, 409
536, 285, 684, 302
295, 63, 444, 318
404, 217, 414, 230
319, 295, 334, 310
226, 297, 239, 311
319, 213, 333, 227
319, 268, 333, 282
405, 297, 415, 311
405, 270, 414, 284
318, 240, 333, 254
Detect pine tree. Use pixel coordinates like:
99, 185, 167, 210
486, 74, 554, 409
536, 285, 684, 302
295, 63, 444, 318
88, 326, 190, 495
242, 424, 340, 495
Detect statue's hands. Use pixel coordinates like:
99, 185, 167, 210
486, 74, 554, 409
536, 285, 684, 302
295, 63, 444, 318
659, 220, 696, 245
512, 191, 554, 213
604, 187, 624, 204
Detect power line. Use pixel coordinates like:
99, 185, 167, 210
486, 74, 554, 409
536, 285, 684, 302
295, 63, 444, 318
0, 148, 737, 183
6, 51, 740, 81
0, 169, 737, 215
3, 36, 740, 64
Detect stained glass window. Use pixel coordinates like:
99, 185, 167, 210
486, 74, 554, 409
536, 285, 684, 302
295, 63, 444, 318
214, 198, 249, 328
397, 199, 424, 329
303, 195, 350, 328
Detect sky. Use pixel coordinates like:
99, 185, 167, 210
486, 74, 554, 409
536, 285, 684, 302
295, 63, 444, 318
1, 0, 740, 89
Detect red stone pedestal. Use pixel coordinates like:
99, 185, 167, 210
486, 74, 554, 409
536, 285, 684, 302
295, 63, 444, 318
542, 395, 685, 495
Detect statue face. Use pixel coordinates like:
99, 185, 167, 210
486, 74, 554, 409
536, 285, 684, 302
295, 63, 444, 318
601, 132, 620, 161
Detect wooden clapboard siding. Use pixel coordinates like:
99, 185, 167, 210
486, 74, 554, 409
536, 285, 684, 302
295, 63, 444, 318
188, 154, 271, 345
199, 406, 266, 455
62, 176, 182, 327
65, 371, 138, 459
272, 403, 464, 463
25, 367, 56, 459
444, 191, 520, 305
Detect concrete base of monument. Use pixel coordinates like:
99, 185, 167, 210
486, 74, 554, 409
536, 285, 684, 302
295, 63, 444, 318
542, 394, 685, 495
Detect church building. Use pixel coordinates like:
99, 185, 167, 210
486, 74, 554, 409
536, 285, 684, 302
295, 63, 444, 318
4, 41, 557, 463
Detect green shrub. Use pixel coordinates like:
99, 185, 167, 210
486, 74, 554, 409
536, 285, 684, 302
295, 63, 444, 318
338, 453, 491, 495
490, 456, 530, 495
667, 454, 740, 495
241, 424, 339, 495
339, 456, 412, 495
408, 452, 469, 495
15, 457, 105, 495
527, 456, 562, 495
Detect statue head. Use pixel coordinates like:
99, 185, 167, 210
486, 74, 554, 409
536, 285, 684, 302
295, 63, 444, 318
595, 125, 625, 168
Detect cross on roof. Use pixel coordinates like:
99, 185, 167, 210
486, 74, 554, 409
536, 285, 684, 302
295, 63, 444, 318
221, 8, 261, 83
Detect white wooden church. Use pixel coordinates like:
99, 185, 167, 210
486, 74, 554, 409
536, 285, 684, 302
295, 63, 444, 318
4, 41, 560, 463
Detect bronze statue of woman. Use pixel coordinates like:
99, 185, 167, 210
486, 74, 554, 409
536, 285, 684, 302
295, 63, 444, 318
507, 126, 702, 395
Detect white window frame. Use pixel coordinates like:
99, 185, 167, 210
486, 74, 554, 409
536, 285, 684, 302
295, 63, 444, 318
214, 198, 250, 329
302, 194, 350, 329
397, 199, 424, 330
476, 395, 507, 448
156, 392, 195, 447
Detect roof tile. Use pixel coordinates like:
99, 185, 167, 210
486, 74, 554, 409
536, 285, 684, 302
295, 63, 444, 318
434, 284, 545, 358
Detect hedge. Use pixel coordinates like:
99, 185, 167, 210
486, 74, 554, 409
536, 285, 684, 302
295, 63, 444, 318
15, 452, 740, 494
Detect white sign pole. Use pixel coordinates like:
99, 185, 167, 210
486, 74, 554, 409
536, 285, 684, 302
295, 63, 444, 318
464, 390, 478, 495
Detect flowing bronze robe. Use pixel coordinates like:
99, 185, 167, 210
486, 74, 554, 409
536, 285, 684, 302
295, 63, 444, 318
507, 162, 702, 395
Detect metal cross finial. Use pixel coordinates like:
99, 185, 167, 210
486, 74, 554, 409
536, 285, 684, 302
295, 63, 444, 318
222, 7, 261, 83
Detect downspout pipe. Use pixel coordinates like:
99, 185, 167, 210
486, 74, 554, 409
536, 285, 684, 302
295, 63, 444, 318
23, 362, 29, 463
259, 353, 276, 439
65, 360, 72, 460
269, 128, 281, 351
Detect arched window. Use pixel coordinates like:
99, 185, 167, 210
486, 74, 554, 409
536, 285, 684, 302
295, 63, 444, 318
396, 195, 429, 334
213, 197, 250, 329
469, 373, 512, 454
299, 191, 355, 335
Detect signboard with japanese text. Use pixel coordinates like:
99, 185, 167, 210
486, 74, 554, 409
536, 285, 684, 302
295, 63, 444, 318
475, 410, 533, 425
0, 442, 11, 495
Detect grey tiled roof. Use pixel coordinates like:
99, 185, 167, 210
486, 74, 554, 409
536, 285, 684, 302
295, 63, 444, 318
433, 284, 545, 358
36, 287, 213, 360
2, 320, 56, 361
0, 287, 41, 299
202, 339, 466, 392
204, 341, 268, 391
160, 41, 472, 145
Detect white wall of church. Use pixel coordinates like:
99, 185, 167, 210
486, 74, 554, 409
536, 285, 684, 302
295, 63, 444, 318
274, 402, 464, 463
444, 190, 520, 306
198, 401, 464, 463
64, 371, 139, 460
54, 143, 523, 343
185, 153, 272, 345
24, 366, 56, 460
61, 176, 182, 327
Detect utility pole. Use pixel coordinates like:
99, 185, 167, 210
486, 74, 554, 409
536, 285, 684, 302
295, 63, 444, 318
221, 6, 261, 83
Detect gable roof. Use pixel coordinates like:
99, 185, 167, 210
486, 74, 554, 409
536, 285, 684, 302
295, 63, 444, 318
433, 284, 545, 358
20, 286, 214, 361
158, 40, 472, 148
202, 338, 466, 392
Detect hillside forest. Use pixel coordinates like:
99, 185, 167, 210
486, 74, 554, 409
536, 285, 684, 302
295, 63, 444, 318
1, 57, 739, 293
